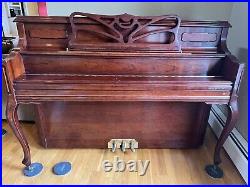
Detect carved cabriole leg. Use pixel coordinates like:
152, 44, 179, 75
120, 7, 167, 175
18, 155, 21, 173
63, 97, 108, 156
6, 94, 31, 167
214, 99, 239, 165
205, 97, 239, 178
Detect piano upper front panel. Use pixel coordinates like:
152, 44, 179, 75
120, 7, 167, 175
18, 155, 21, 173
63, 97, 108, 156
179, 27, 222, 49
24, 23, 69, 50
21, 53, 224, 76
16, 16, 228, 52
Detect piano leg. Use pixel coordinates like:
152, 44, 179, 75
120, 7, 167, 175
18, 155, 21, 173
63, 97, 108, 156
205, 99, 239, 178
6, 95, 31, 167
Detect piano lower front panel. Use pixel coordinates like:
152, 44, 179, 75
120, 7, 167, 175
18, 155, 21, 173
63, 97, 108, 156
34, 101, 211, 148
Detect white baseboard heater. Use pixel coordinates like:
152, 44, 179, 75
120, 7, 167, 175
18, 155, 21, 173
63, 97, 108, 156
209, 105, 248, 183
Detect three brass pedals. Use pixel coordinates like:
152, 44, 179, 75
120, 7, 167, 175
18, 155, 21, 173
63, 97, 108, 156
108, 139, 138, 153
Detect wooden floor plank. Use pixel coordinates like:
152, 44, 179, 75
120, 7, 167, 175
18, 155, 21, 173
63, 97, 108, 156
2, 121, 244, 184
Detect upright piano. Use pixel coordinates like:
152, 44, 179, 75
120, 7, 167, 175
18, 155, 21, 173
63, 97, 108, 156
3, 12, 244, 178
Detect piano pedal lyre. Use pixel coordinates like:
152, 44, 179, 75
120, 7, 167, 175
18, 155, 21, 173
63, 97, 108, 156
108, 139, 138, 153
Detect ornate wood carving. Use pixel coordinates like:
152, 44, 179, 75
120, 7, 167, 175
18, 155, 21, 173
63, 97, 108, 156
69, 12, 181, 51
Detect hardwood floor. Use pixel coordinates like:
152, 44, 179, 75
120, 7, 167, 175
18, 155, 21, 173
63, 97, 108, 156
2, 121, 244, 184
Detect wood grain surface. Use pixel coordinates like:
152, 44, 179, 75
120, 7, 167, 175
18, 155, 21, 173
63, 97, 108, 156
2, 121, 244, 184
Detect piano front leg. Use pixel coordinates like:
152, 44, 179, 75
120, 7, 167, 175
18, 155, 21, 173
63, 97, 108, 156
205, 97, 239, 178
6, 94, 31, 167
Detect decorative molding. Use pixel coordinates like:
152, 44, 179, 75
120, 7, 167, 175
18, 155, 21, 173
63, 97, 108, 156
70, 12, 180, 43
68, 12, 181, 51
209, 105, 248, 183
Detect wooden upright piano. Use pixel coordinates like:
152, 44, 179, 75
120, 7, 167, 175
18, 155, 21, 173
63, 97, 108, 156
3, 12, 244, 178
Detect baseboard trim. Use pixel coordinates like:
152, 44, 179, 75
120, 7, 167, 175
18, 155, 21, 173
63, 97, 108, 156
208, 105, 248, 183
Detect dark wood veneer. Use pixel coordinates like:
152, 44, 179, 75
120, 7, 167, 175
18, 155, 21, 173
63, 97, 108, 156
3, 13, 244, 177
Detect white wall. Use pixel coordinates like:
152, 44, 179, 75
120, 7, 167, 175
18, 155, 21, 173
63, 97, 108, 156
218, 3, 248, 140
47, 2, 233, 20
2, 3, 11, 36
2, 3, 17, 36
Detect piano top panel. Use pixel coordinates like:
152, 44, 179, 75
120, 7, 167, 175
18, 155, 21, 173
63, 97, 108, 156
14, 13, 231, 54
14, 16, 231, 27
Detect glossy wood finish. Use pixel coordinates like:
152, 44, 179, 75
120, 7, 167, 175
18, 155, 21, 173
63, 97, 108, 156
14, 15, 230, 52
3, 13, 244, 173
34, 102, 211, 148
14, 75, 232, 103
5, 95, 31, 167
213, 55, 244, 165
20, 53, 224, 75
2, 51, 31, 167
69, 13, 181, 51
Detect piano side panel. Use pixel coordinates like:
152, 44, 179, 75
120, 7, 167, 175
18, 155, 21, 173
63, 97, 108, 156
35, 101, 211, 148
21, 54, 224, 76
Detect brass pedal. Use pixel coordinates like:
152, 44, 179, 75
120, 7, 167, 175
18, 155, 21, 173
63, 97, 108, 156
130, 141, 136, 152
120, 141, 126, 152
108, 139, 138, 152
111, 141, 116, 152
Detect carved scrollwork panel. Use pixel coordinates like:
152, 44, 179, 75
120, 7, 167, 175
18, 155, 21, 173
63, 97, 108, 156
69, 12, 181, 51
